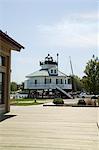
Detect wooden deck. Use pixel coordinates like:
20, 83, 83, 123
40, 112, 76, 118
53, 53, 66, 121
0, 105, 98, 150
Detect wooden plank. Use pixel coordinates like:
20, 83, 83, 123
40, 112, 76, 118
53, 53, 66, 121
0, 106, 98, 150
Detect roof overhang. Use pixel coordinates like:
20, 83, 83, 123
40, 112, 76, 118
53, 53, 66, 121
0, 30, 24, 51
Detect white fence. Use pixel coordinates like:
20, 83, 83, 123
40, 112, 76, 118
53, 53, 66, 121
10, 93, 28, 99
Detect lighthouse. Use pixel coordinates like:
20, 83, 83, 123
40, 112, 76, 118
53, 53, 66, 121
24, 54, 72, 99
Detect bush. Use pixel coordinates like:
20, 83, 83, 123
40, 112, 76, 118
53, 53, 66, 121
77, 99, 86, 105
85, 98, 96, 106
53, 98, 64, 105
97, 98, 99, 106
82, 96, 85, 98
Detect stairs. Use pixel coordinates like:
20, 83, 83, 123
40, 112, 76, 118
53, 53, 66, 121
56, 86, 72, 99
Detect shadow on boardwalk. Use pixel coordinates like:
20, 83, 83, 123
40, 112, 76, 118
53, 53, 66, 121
0, 114, 16, 122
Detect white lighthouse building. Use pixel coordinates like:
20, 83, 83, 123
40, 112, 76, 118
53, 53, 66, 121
24, 54, 72, 98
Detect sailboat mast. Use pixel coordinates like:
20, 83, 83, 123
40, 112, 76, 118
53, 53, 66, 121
69, 56, 76, 96
57, 53, 59, 70
69, 56, 74, 76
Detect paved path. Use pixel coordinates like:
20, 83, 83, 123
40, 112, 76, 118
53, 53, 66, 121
0, 105, 99, 150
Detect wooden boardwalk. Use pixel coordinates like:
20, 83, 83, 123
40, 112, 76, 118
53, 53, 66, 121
0, 105, 99, 150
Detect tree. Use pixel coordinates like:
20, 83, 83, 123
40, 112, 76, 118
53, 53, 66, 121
73, 76, 83, 92
10, 82, 18, 92
70, 75, 83, 92
82, 56, 99, 94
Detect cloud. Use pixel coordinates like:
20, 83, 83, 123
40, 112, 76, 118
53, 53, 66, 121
68, 12, 97, 23
36, 12, 97, 49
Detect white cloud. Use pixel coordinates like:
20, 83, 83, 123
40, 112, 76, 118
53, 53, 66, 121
63, 12, 97, 23
37, 12, 97, 49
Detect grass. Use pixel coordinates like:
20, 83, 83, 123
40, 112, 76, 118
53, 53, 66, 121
10, 98, 53, 106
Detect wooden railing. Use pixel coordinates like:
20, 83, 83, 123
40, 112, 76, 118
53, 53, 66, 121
24, 83, 72, 90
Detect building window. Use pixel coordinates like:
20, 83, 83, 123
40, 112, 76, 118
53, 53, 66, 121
54, 70, 56, 74
56, 79, 58, 84
45, 78, 46, 84
45, 78, 51, 84
0, 56, 5, 66
65, 80, 66, 84
35, 80, 37, 84
0, 56, 2, 65
68, 78, 71, 84
0, 73, 4, 104
61, 79, 62, 84
51, 69, 53, 73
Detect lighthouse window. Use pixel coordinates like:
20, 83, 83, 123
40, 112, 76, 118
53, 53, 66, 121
61, 79, 62, 84
45, 79, 51, 84
35, 80, 37, 84
51, 69, 53, 73
56, 79, 58, 84
45, 78, 46, 84
68, 79, 71, 84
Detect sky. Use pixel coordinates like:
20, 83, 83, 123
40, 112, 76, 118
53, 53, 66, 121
0, 0, 98, 83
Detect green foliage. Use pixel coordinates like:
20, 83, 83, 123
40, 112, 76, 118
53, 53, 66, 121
72, 75, 83, 91
77, 99, 86, 105
10, 82, 18, 92
97, 98, 99, 106
53, 98, 64, 104
82, 56, 99, 95
10, 98, 44, 106
10, 98, 52, 106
